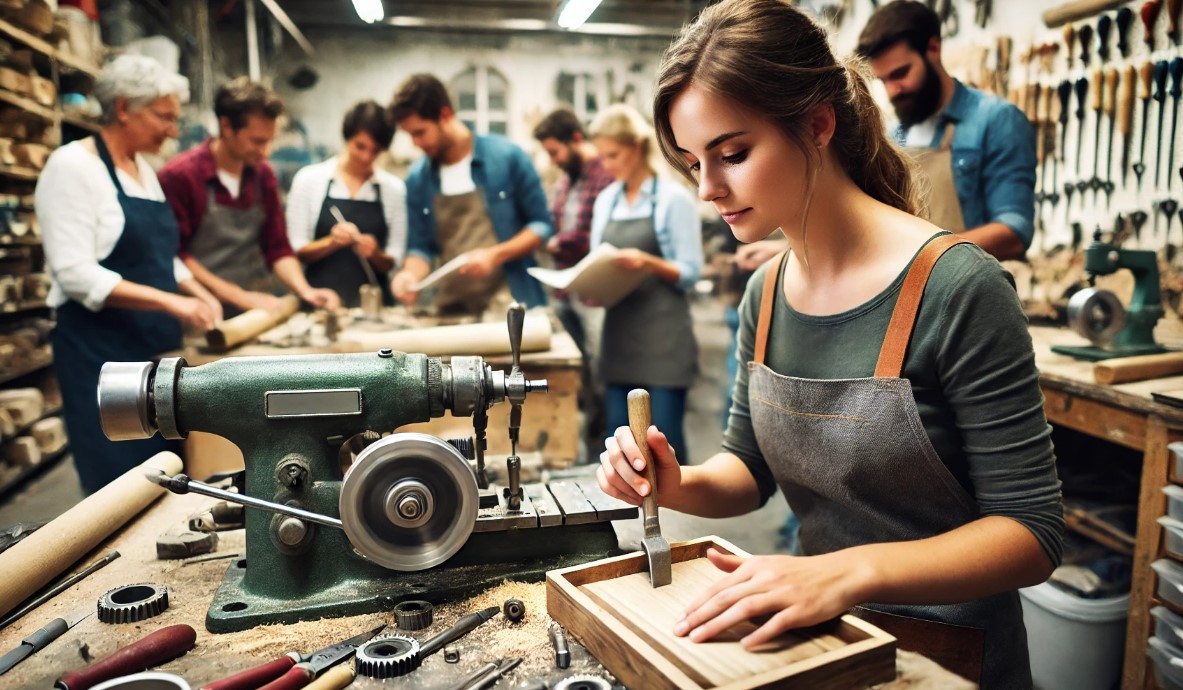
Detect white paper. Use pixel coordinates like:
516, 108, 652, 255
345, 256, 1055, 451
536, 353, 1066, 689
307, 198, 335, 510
413, 254, 470, 291
527, 243, 648, 308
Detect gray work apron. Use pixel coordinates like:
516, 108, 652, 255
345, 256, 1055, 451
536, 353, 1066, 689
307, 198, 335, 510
599, 180, 697, 388
906, 123, 967, 233
749, 234, 1029, 689
433, 189, 508, 314
186, 177, 283, 315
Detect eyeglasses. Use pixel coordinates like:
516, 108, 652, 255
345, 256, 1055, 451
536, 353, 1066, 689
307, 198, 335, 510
145, 109, 180, 125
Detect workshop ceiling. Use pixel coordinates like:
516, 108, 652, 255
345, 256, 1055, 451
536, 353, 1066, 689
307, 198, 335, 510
275, 0, 716, 37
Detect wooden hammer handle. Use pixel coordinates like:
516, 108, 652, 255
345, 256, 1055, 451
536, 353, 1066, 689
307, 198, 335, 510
56, 624, 197, 690
627, 389, 658, 521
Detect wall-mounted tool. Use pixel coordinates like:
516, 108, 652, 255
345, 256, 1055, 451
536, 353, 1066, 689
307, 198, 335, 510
1073, 76, 1090, 207
1167, 58, 1183, 192
56, 624, 198, 690
1135, 61, 1155, 189
1080, 23, 1094, 67
1154, 60, 1170, 189
1118, 7, 1134, 56
1086, 68, 1105, 204
198, 624, 384, 690
1064, 23, 1076, 70
1097, 14, 1113, 63
1054, 229, 1167, 360
1057, 79, 1073, 218
0, 610, 90, 676
1132, 209, 1150, 240
1170, 0, 1183, 42
1163, 198, 1179, 248
1119, 64, 1136, 188
1103, 67, 1119, 207
1143, 0, 1163, 51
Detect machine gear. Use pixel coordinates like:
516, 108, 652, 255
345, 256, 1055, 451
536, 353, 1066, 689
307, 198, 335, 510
97, 583, 170, 624
553, 676, 612, 690
354, 634, 422, 679
393, 599, 433, 630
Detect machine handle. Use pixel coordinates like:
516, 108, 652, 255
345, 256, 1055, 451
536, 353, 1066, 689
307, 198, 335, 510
1119, 64, 1137, 134
507, 302, 524, 374
145, 472, 344, 530
56, 625, 196, 690
627, 389, 659, 522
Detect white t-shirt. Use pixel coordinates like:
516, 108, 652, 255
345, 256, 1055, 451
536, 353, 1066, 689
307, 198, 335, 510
35, 140, 192, 311
903, 113, 940, 148
438, 152, 476, 196
285, 157, 408, 264
216, 169, 242, 199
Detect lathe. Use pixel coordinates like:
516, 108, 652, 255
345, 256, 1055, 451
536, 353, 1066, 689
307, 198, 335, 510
95, 305, 633, 632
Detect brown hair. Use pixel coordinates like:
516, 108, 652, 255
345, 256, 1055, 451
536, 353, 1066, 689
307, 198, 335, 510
388, 74, 452, 123
856, 0, 941, 60
588, 104, 656, 173
652, 0, 918, 216
214, 77, 284, 131
533, 107, 584, 143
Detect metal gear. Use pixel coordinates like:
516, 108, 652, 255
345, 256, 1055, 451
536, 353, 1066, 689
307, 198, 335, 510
97, 583, 169, 624
354, 634, 422, 679
553, 676, 612, 690
339, 433, 478, 571
393, 600, 433, 630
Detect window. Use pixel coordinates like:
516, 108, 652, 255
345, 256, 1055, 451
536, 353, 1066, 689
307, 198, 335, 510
451, 66, 509, 136
556, 72, 599, 123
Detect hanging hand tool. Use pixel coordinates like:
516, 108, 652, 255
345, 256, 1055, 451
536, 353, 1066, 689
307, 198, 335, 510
1064, 24, 1076, 71
0, 610, 90, 675
1132, 209, 1149, 241
974, 0, 990, 28
1167, 58, 1183, 192
1103, 67, 1119, 208
0, 551, 119, 630
1170, 0, 1183, 42
1079, 23, 1094, 67
1154, 60, 1170, 189
1118, 7, 1134, 56
1056, 79, 1072, 217
1119, 64, 1137, 188
1135, 62, 1155, 189
420, 607, 500, 658
1161, 198, 1179, 251
1075, 75, 1090, 191
1036, 86, 1054, 243
1087, 68, 1105, 204
1097, 14, 1113, 63
628, 388, 672, 588
56, 624, 197, 690
1144, 0, 1163, 51
198, 624, 385, 690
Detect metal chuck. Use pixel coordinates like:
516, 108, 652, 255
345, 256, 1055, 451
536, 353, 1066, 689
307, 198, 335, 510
354, 634, 422, 679
97, 583, 169, 624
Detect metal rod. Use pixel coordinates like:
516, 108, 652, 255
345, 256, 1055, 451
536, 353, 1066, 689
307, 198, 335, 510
258, 0, 316, 55
146, 472, 344, 529
245, 0, 260, 81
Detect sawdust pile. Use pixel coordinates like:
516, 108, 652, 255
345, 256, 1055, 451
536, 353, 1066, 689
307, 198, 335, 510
432, 579, 554, 676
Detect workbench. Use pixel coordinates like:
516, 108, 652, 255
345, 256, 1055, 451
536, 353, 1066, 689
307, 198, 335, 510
0, 486, 973, 689
167, 311, 584, 480
1030, 326, 1183, 690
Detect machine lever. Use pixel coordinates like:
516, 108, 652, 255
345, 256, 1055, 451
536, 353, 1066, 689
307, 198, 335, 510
145, 471, 344, 529
507, 302, 524, 376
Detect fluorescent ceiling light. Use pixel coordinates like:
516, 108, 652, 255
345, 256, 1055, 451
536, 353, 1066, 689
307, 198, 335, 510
557, 0, 603, 29
353, 0, 384, 23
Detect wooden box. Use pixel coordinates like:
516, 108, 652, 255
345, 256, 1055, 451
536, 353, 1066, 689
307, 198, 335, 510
547, 536, 897, 689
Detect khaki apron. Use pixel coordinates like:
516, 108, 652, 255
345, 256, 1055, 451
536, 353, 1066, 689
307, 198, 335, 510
906, 124, 967, 233
749, 234, 1030, 689
186, 179, 285, 315
433, 189, 509, 314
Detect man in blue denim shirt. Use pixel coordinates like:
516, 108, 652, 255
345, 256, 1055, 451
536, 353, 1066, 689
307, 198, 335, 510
857, 1, 1035, 260
387, 74, 552, 311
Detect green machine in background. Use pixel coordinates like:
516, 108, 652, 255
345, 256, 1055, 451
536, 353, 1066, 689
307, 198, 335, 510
97, 305, 633, 632
1052, 229, 1169, 361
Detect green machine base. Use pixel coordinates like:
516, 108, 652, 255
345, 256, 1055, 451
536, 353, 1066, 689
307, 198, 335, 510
1050, 343, 1169, 361
206, 522, 622, 632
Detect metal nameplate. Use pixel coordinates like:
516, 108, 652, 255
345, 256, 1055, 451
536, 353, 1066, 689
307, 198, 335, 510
264, 389, 363, 418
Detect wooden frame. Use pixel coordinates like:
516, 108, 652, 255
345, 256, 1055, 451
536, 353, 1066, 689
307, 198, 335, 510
546, 536, 897, 690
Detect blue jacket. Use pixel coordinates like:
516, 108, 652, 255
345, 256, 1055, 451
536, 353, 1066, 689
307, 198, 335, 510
405, 134, 553, 306
895, 80, 1037, 249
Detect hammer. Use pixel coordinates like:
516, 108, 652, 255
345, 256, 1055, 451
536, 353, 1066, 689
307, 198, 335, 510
628, 389, 672, 587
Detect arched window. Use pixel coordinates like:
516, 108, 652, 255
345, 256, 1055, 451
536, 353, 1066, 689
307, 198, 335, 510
556, 72, 599, 123
451, 66, 509, 136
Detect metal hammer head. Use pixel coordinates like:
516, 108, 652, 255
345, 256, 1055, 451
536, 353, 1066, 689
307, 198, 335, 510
642, 534, 672, 587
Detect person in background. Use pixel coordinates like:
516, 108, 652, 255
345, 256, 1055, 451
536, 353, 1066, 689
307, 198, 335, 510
387, 74, 552, 313
158, 77, 339, 316
856, 0, 1035, 260
36, 55, 219, 493
287, 100, 407, 307
533, 107, 615, 460
589, 103, 703, 466
598, 2, 1062, 687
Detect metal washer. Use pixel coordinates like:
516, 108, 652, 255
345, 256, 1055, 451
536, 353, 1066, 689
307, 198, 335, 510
97, 583, 169, 624
554, 676, 612, 690
354, 634, 422, 679
393, 600, 433, 630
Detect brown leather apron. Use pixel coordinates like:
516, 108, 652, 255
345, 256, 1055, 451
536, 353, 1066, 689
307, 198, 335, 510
906, 124, 967, 233
749, 234, 1030, 689
432, 189, 508, 314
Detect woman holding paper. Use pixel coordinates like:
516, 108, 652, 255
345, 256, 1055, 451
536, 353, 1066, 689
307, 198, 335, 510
588, 103, 703, 465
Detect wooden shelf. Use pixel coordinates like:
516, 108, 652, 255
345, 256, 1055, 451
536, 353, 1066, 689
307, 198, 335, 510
0, 300, 48, 316
0, 88, 54, 121
56, 52, 100, 79
0, 352, 51, 386
61, 113, 99, 133
0, 442, 68, 500
0, 18, 101, 79
0, 166, 38, 181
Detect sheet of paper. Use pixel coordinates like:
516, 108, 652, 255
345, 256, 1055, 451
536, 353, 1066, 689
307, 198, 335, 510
413, 254, 470, 291
528, 243, 649, 307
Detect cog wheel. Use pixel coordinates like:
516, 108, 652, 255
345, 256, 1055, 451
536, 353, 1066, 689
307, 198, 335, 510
393, 600, 433, 630
97, 583, 169, 624
355, 634, 422, 679
553, 676, 612, 690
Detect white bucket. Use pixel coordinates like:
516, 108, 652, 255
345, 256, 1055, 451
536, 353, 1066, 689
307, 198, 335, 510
1019, 582, 1129, 690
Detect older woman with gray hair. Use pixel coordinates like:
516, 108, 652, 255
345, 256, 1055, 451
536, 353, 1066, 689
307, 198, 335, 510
35, 54, 219, 493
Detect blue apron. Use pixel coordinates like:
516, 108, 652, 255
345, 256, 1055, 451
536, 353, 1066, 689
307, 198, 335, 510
52, 135, 182, 494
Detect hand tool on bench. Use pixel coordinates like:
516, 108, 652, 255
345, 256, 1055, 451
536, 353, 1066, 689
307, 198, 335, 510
199, 623, 385, 690
628, 388, 671, 588
0, 609, 90, 675
0, 551, 119, 630
420, 606, 500, 658
56, 624, 197, 690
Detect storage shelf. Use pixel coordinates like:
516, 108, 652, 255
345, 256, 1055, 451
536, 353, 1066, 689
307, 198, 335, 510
61, 113, 99, 133
0, 300, 47, 316
0, 351, 51, 386
0, 88, 54, 121
0, 18, 101, 79
0, 165, 38, 181
0, 443, 67, 500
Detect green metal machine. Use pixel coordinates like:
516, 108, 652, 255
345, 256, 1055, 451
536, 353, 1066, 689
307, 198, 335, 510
97, 306, 631, 632
1052, 229, 1168, 361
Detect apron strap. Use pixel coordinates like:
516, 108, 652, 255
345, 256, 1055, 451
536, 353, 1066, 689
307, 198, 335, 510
92, 134, 128, 196
753, 250, 788, 366
873, 233, 972, 378
937, 121, 956, 150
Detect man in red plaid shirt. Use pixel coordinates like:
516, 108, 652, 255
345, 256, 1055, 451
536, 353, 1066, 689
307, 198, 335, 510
534, 108, 614, 459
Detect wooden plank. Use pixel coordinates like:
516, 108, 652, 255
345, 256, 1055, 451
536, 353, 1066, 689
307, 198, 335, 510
1042, 387, 1147, 451
547, 480, 598, 525
524, 483, 563, 527
576, 479, 638, 522
546, 537, 896, 690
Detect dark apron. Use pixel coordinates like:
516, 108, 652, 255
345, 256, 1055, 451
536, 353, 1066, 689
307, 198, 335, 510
599, 180, 697, 389
305, 180, 389, 308
186, 175, 281, 316
433, 189, 508, 314
52, 136, 182, 494
749, 234, 1029, 689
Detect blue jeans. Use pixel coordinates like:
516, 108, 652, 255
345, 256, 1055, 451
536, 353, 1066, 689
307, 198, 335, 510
604, 384, 689, 465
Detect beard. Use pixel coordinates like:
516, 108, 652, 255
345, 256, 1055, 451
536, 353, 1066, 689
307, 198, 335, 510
892, 59, 943, 127
561, 146, 584, 181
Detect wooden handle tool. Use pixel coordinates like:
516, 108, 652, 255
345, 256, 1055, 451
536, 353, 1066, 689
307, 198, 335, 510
1094, 351, 1183, 384
1064, 24, 1076, 68
1091, 67, 1105, 110
627, 389, 671, 588
1143, 0, 1163, 47
55, 624, 197, 690
1104, 67, 1119, 115
1119, 64, 1136, 136
303, 664, 354, 690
